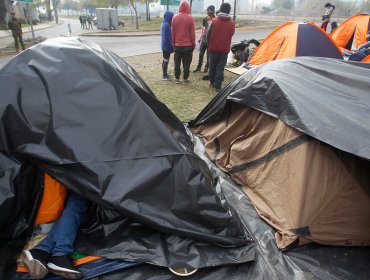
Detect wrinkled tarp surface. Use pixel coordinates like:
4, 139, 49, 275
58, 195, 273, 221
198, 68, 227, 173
191, 57, 370, 161
189, 57, 370, 279
0, 38, 255, 278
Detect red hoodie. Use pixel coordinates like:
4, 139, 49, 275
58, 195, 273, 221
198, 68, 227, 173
207, 13, 235, 54
171, 1, 196, 48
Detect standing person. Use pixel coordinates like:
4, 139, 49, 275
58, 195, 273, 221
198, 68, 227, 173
207, 3, 235, 92
193, 5, 215, 73
8, 12, 25, 52
108, 16, 115, 30
321, 3, 335, 32
161, 11, 174, 81
79, 15, 84, 29
67, 22, 72, 36
22, 186, 90, 279
86, 15, 93, 30
171, 1, 196, 84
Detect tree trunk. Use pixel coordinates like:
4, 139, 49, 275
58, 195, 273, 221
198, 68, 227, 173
51, 0, 60, 24
146, 0, 151, 20
0, 0, 10, 24
129, 0, 139, 29
135, 10, 138, 29
54, 9, 59, 23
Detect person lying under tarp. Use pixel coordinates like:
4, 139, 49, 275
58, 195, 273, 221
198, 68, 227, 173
21, 174, 90, 279
0, 37, 256, 280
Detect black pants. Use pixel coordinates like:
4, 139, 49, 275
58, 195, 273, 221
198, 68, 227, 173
209, 52, 228, 89
13, 34, 25, 51
196, 42, 208, 69
162, 51, 171, 77
174, 46, 193, 80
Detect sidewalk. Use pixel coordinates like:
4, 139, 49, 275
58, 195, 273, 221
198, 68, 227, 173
0, 21, 60, 38
79, 24, 279, 38
1, 18, 279, 39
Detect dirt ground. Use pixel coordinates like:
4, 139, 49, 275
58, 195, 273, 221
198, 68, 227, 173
125, 51, 236, 122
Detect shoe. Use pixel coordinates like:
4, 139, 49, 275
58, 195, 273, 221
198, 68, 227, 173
202, 75, 209, 81
193, 67, 201, 73
169, 267, 198, 276
47, 255, 82, 279
175, 79, 181, 84
209, 82, 215, 88
22, 249, 50, 279
162, 75, 172, 81
203, 67, 208, 73
182, 79, 191, 84
215, 87, 221, 93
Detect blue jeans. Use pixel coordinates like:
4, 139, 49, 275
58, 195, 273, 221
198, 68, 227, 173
209, 52, 228, 89
35, 192, 89, 256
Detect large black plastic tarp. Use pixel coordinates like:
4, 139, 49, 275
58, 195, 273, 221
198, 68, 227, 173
0, 38, 255, 277
191, 57, 370, 160
188, 57, 370, 280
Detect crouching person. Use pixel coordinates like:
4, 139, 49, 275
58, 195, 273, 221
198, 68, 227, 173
22, 174, 90, 279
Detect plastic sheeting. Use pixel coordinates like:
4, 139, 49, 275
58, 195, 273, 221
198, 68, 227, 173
0, 37, 255, 278
188, 56, 370, 279
191, 57, 370, 161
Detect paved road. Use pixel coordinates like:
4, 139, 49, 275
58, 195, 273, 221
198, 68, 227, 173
0, 18, 274, 67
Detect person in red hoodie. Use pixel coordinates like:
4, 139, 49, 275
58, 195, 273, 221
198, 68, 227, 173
207, 3, 235, 92
171, 1, 196, 84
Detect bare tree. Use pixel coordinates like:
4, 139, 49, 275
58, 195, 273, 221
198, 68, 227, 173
128, 0, 139, 29
145, 0, 150, 20
52, 0, 61, 23
0, 0, 9, 25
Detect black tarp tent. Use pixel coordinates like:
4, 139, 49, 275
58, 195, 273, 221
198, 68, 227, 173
1, 38, 370, 280
189, 57, 370, 279
0, 38, 255, 278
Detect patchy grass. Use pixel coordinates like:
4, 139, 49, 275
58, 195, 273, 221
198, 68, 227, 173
0, 37, 46, 56
0, 24, 9, 30
119, 16, 256, 32
125, 51, 237, 122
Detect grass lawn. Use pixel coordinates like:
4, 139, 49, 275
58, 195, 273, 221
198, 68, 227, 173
119, 16, 256, 32
125, 51, 237, 122
0, 24, 9, 30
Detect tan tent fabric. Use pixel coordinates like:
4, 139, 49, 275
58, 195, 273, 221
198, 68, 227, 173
193, 104, 370, 249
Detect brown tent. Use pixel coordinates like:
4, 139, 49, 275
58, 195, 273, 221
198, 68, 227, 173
191, 57, 370, 250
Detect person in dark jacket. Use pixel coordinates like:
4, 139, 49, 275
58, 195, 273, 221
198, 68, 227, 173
22, 190, 89, 279
207, 3, 235, 92
161, 11, 174, 81
171, 1, 196, 84
8, 13, 25, 52
193, 5, 215, 73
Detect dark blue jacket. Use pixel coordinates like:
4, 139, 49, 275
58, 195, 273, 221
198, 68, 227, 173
161, 11, 174, 53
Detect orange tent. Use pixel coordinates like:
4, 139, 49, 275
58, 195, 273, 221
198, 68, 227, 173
331, 14, 370, 50
248, 22, 342, 67
362, 54, 370, 62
